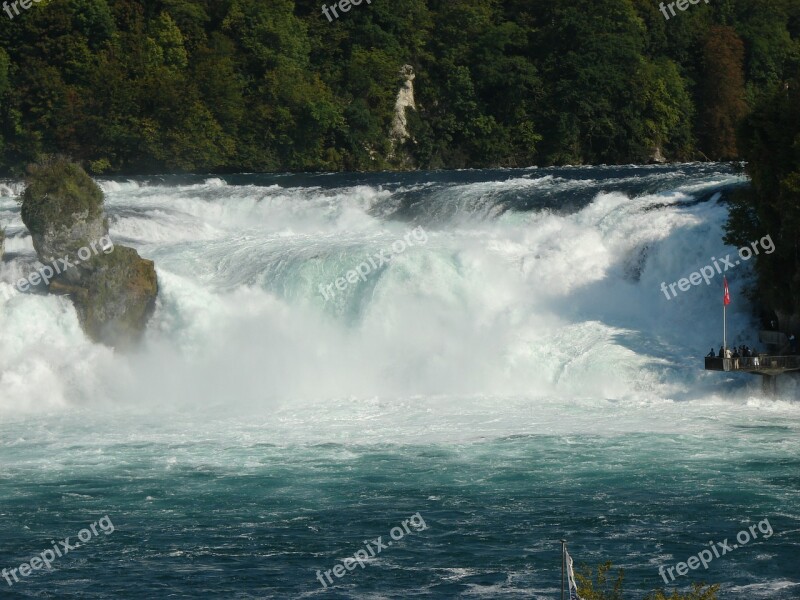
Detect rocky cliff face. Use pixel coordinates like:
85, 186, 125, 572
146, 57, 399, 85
388, 65, 417, 168
20, 158, 158, 348
390, 65, 416, 144
649, 146, 667, 164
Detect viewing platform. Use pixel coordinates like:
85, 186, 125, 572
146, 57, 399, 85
704, 355, 800, 393
704, 355, 800, 376
703, 330, 800, 393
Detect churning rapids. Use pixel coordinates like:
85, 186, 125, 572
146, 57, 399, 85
0, 164, 797, 598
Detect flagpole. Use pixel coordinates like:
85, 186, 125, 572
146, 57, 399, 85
723, 277, 729, 355
561, 539, 566, 600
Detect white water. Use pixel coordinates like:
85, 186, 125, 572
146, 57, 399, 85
0, 168, 797, 443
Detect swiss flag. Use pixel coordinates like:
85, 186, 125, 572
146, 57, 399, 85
723, 277, 731, 306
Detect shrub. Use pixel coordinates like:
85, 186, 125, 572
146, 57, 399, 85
576, 563, 719, 600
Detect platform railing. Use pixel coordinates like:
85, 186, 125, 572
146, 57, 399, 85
705, 355, 800, 372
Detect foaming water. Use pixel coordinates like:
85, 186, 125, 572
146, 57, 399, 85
0, 164, 777, 418
1, 165, 798, 598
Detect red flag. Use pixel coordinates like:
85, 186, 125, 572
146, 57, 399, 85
723, 277, 731, 306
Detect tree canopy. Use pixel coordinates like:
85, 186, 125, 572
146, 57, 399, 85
0, 0, 796, 174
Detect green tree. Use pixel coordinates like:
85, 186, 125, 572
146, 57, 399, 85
700, 25, 749, 159
576, 561, 625, 600
576, 562, 719, 600
644, 584, 721, 600
631, 58, 696, 160
532, 0, 650, 164
728, 80, 800, 314
0, 0, 796, 173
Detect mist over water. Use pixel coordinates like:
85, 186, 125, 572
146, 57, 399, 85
0, 165, 798, 598
0, 164, 764, 414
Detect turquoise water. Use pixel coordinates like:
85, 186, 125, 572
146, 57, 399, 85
0, 165, 798, 597
1, 407, 798, 598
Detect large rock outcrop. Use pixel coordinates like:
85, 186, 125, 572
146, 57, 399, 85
20, 158, 157, 348
390, 64, 416, 145
388, 65, 417, 168
649, 146, 667, 164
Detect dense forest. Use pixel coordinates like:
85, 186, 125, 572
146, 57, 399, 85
725, 78, 800, 320
0, 0, 797, 174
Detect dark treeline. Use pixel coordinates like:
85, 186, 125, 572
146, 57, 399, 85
0, 0, 797, 174
725, 80, 800, 320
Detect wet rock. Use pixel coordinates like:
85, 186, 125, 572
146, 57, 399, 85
20, 157, 157, 348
